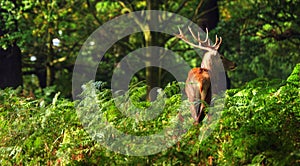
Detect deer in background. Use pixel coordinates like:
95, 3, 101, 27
176, 27, 236, 123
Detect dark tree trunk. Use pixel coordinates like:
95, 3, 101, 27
197, 0, 219, 30
0, 1, 23, 89
36, 67, 47, 88
145, 0, 160, 101
0, 44, 23, 89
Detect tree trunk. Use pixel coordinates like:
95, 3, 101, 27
196, 0, 219, 30
145, 0, 160, 101
0, 44, 23, 89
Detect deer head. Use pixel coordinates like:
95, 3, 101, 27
176, 27, 236, 72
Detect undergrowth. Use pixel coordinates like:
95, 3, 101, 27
0, 64, 299, 165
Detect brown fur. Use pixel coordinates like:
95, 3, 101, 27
185, 68, 211, 123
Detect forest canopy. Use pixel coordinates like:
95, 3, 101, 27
0, 0, 299, 96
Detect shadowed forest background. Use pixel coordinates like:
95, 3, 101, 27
0, 0, 299, 165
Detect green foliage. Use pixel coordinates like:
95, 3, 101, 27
1, 64, 299, 165
0, 87, 80, 165
216, 0, 300, 87
206, 64, 300, 165
1, 0, 300, 163
1, 0, 299, 96
287, 63, 300, 86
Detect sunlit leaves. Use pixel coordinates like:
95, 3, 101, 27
217, 0, 300, 88
95, 1, 121, 17
0, 64, 299, 164
215, 65, 300, 164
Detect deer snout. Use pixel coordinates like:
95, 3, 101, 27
223, 60, 237, 71
229, 62, 237, 70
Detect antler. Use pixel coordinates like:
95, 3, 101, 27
175, 26, 222, 50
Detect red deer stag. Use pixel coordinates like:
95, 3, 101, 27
176, 27, 236, 123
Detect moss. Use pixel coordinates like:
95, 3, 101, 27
286, 63, 300, 86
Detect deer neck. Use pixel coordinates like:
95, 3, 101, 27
200, 51, 227, 95
200, 52, 214, 71
200, 51, 224, 74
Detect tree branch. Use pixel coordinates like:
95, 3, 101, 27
86, 0, 102, 25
